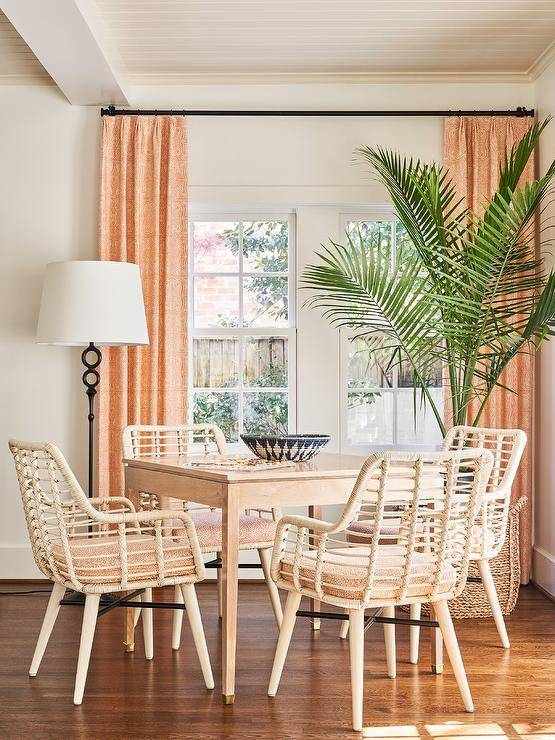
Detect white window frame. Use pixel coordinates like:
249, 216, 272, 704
189, 211, 297, 448
339, 210, 443, 453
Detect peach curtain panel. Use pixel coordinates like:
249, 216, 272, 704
98, 116, 188, 498
444, 116, 533, 583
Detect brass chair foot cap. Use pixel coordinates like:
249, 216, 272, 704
124, 642, 135, 653
223, 694, 235, 705
432, 664, 444, 674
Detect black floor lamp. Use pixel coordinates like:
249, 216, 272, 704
36, 260, 149, 599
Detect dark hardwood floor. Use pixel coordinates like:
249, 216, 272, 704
0, 583, 553, 739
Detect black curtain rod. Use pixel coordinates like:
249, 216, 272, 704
101, 105, 534, 118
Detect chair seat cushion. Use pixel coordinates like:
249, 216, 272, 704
52, 534, 196, 586
174, 510, 276, 552
279, 546, 456, 603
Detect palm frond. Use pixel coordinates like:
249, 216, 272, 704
303, 119, 555, 432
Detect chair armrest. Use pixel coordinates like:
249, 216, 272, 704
79, 499, 184, 525
88, 496, 137, 514
275, 514, 336, 534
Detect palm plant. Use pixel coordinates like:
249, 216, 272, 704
302, 120, 555, 436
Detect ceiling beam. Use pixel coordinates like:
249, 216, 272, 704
0, 0, 128, 105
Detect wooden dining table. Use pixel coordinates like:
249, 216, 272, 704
122, 451, 443, 703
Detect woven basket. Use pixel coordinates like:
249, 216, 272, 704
403, 496, 527, 619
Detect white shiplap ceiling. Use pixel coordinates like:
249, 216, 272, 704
0, 0, 555, 85
0, 11, 49, 83
92, 0, 555, 82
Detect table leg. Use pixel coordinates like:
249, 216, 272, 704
308, 504, 322, 631
123, 481, 141, 652
124, 593, 141, 652
221, 491, 240, 704
429, 605, 444, 674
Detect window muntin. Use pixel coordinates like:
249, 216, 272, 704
190, 216, 295, 444
341, 216, 443, 451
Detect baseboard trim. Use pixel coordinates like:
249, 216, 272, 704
531, 580, 555, 603
532, 545, 555, 599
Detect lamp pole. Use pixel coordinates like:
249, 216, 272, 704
81, 343, 102, 497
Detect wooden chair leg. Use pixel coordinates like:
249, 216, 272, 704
29, 582, 66, 677
268, 591, 301, 696
216, 552, 223, 619
339, 609, 350, 639
73, 593, 100, 705
409, 602, 421, 664
142, 588, 154, 660
434, 600, 474, 712
181, 584, 214, 689
429, 603, 444, 674
349, 609, 365, 732
383, 605, 396, 678
477, 559, 510, 648
172, 584, 184, 650
258, 548, 283, 627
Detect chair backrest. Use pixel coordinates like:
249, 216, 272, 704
122, 423, 227, 459
122, 423, 227, 512
442, 426, 527, 558
274, 448, 493, 608
8, 439, 96, 584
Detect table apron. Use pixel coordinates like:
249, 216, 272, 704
125, 466, 355, 510
125, 466, 225, 508
237, 477, 354, 508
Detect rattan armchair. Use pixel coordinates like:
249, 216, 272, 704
8, 439, 214, 705
405, 426, 527, 663
338, 426, 527, 656
122, 423, 283, 651
268, 449, 493, 732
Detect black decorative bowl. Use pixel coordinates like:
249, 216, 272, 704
240, 434, 331, 462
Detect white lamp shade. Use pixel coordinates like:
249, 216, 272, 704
36, 261, 149, 346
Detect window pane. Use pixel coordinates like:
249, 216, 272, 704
347, 220, 393, 255
242, 276, 288, 327
193, 391, 239, 443
347, 391, 393, 445
244, 336, 288, 388
396, 388, 443, 445
242, 220, 288, 272
194, 276, 239, 328
193, 222, 239, 273
398, 356, 443, 388
193, 338, 238, 388
243, 392, 288, 436
347, 336, 393, 389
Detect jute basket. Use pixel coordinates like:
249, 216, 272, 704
405, 496, 527, 619
450, 496, 527, 618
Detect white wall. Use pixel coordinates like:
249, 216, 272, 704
534, 58, 555, 597
0, 85, 99, 578
0, 79, 534, 578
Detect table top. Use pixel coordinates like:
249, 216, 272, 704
123, 452, 367, 483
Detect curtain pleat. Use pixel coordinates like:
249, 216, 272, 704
98, 116, 188, 499
444, 116, 533, 583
